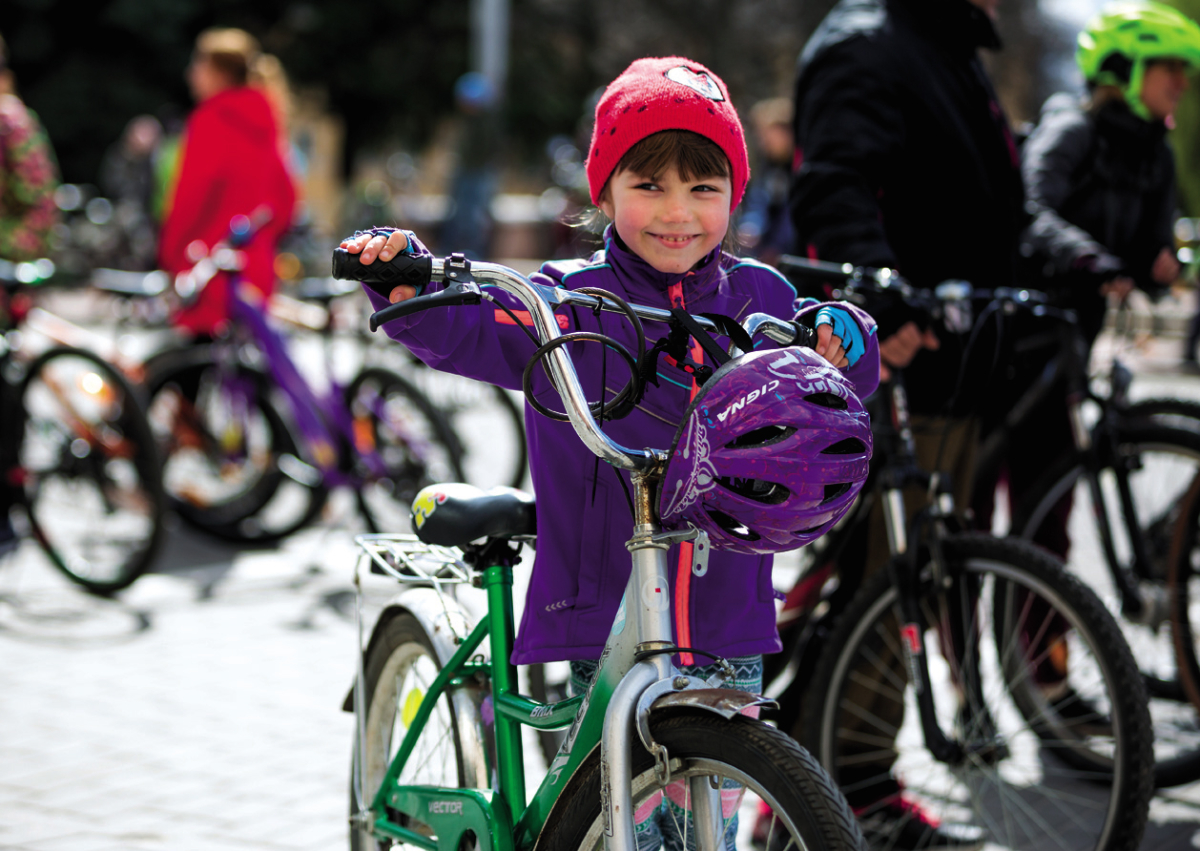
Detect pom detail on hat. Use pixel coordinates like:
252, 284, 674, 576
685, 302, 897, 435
585, 56, 749, 210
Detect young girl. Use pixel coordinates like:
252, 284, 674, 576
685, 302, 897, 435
343, 56, 879, 848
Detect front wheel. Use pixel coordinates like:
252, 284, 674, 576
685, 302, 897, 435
1014, 423, 1200, 786
144, 345, 327, 543
801, 533, 1153, 851
538, 711, 866, 851
18, 346, 165, 594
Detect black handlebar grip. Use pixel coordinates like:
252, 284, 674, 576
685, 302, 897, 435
792, 322, 817, 349
331, 248, 433, 299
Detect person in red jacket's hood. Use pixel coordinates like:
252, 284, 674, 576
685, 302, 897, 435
158, 28, 296, 335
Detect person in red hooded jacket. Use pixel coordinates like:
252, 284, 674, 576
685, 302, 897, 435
158, 28, 296, 335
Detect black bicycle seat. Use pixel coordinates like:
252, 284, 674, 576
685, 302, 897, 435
411, 483, 536, 547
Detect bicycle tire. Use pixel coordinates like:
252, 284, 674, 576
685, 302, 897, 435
538, 711, 866, 851
1014, 422, 1200, 786
1170, 471, 1200, 717
406, 360, 528, 490
800, 533, 1153, 851
350, 612, 490, 851
144, 345, 328, 542
17, 346, 165, 594
345, 367, 465, 534
1125, 397, 1200, 432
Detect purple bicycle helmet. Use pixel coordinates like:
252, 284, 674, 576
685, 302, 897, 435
659, 346, 872, 554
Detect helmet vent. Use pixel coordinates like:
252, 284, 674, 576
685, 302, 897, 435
707, 509, 762, 541
805, 392, 848, 411
822, 438, 867, 455
726, 425, 797, 448
793, 525, 823, 537
717, 476, 790, 505
822, 482, 852, 504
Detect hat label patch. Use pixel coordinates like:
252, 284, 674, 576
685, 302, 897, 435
665, 66, 725, 101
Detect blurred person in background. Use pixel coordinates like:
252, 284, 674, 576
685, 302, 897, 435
737, 97, 795, 265
1025, 0, 1192, 357
0, 33, 59, 265
100, 114, 163, 271
158, 27, 296, 336
788, 0, 1022, 846
1016, 1, 1199, 538
0, 30, 61, 554
440, 72, 499, 259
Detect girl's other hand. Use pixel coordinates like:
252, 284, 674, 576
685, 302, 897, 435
815, 324, 849, 368
339, 230, 417, 303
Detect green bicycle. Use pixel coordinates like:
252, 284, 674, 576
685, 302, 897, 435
340, 254, 865, 851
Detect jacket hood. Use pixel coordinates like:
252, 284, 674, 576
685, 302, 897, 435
800, 0, 1000, 75
897, 0, 1002, 52
195, 86, 279, 147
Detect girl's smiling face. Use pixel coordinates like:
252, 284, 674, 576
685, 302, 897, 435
599, 166, 731, 275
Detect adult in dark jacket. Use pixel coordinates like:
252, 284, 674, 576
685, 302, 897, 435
1024, 2, 1193, 349
787, 0, 1021, 847
791, 0, 1024, 415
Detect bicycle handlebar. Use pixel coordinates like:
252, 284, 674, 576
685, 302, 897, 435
776, 254, 1077, 327
332, 249, 815, 473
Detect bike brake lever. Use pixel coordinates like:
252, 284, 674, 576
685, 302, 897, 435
368, 280, 483, 331
363, 253, 483, 332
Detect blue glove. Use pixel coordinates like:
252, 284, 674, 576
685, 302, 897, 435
815, 305, 865, 367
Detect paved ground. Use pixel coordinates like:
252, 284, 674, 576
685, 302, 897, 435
4, 323, 1200, 850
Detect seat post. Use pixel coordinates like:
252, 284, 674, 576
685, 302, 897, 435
482, 559, 525, 819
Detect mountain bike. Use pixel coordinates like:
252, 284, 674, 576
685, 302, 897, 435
1, 259, 164, 594
338, 250, 868, 851
141, 213, 464, 543
766, 257, 1154, 851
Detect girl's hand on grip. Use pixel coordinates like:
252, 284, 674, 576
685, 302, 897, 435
339, 230, 416, 302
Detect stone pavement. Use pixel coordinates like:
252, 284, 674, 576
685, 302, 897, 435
4, 326, 1200, 850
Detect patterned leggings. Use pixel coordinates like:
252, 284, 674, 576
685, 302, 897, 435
568, 655, 764, 851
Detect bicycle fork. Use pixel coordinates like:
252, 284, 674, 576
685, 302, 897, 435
597, 470, 746, 851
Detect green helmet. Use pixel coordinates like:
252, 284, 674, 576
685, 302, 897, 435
1076, 0, 1200, 120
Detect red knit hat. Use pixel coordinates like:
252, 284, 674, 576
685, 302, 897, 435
586, 56, 749, 210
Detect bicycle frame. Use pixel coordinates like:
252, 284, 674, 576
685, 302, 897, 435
348, 258, 802, 851
212, 281, 425, 491
985, 311, 1162, 622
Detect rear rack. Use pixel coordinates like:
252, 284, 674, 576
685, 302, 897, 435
353, 534, 475, 588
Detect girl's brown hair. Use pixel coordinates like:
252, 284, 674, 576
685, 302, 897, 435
194, 28, 260, 87
607, 129, 732, 191
584, 129, 738, 251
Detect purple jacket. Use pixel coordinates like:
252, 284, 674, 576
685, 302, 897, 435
365, 229, 879, 664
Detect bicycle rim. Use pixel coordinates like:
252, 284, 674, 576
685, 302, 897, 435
806, 535, 1152, 851
351, 613, 489, 850
347, 368, 464, 534
146, 353, 326, 542
19, 347, 164, 594
1018, 424, 1200, 785
539, 712, 865, 851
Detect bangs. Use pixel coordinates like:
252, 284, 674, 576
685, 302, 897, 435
615, 130, 731, 184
